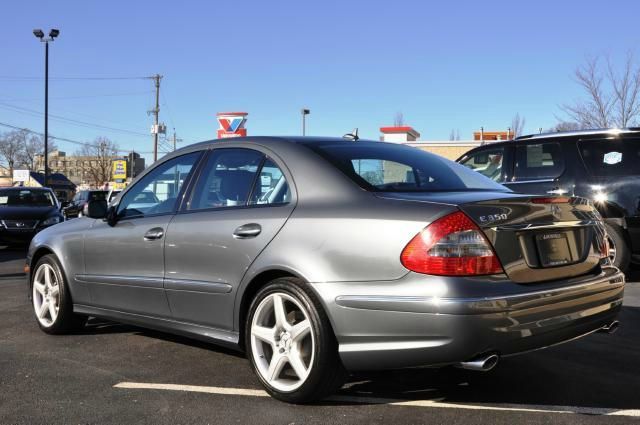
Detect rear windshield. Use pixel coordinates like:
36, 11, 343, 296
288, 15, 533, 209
579, 138, 640, 177
0, 189, 55, 207
306, 143, 510, 192
88, 191, 108, 201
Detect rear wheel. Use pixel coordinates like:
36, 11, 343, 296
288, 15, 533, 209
245, 277, 346, 403
604, 223, 630, 272
31, 254, 86, 334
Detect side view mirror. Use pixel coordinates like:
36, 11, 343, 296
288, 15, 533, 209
83, 200, 108, 219
105, 205, 118, 227
60, 201, 70, 210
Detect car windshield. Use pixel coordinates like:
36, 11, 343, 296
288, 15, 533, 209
306, 142, 510, 192
579, 138, 640, 177
88, 191, 108, 201
0, 189, 55, 207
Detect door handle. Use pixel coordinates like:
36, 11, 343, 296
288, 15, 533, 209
144, 227, 164, 241
233, 223, 261, 239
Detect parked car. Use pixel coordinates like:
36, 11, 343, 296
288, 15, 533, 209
27, 137, 623, 403
457, 128, 640, 272
0, 187, 63, 246
62, 190, 108, 219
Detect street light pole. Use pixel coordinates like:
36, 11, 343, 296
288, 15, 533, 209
301, 108, 310, 136
33, 28, 59, 188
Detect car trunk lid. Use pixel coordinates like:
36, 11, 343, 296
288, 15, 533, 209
377, 191, 606, 283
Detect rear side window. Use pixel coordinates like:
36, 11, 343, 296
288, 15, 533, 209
459, 147, 506, 182
305, 143, 509, 192
579, 138, 640, 177
88, 191, 108, 201
513, 143, 564, 181
189, 148, 264, 210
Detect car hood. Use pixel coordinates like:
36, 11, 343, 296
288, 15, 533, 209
0, 206, 59, 220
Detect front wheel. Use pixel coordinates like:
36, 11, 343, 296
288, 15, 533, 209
245, 277, 346, 403
31, 254, 86, 334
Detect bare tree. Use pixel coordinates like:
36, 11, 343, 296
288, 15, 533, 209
0, 130, 27, 173
76, 137, 120, 187
561, 53, 640, 128
393, 112, 404, 127
548, 121, 582, 132
17, 132, 57, 171
511, 113, 526, 138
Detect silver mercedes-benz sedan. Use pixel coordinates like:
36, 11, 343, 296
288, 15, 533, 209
26, 137, 624, 403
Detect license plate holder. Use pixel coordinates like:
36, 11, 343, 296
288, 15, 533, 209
535, 232, 573, 267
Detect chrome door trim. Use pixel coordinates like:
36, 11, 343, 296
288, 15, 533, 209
506, 178, 555, 185
164, 278, 232, 294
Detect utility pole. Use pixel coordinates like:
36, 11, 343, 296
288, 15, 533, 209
148, 74, 163, 162
171, 129, 183, 151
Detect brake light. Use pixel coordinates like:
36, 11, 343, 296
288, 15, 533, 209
600, 234, 610, 259
401, 211, 504, 276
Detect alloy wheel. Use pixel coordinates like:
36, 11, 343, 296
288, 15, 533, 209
250, 292, 315, 392
32, 263, 60, 327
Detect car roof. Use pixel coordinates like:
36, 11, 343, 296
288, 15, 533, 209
458, 128, 640, 160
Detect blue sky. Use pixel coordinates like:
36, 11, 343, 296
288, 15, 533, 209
1, 0, 639, 162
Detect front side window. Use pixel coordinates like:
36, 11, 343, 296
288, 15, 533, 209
117, 152, 201, 218
513, 143, 565, 181
459, 148, 506, 182
189, 149, 264, 210
305, 142, 508, 192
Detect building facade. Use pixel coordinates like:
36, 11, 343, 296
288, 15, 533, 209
34, 150, 145, 186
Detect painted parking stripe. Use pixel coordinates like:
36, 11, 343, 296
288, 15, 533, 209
114, 382, 640, 417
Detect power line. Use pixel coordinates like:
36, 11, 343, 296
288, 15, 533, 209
0, 102, 149, 138
0, 91, 153, 102
0, 76, 149, 81
0, 121, 164, 154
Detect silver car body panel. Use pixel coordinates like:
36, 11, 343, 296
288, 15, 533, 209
27, 136, 625, 371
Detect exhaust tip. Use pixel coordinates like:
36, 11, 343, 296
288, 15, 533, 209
599, 320, 620, 334
457, 353, 500, 372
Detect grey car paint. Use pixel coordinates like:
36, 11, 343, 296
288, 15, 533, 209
27, 136, 624, 369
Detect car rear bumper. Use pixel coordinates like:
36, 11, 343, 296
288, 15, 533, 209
310, 266, 625, 371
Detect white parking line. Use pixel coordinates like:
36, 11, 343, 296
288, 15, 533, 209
114, 382, 640, 417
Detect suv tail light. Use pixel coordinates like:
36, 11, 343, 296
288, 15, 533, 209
401, 211, 504, 276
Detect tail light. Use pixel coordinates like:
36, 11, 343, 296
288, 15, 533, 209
600, 234, 610, 259
401, 211, 504, 276
531, 196, 571, 204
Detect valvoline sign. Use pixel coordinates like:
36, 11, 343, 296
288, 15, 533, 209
217, 112, 248, 138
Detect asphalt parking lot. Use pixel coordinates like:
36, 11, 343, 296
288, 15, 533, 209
0, 248, 639, 424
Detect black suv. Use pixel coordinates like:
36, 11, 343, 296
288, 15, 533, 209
62, 190, 108, 219
457, 128, 640, 272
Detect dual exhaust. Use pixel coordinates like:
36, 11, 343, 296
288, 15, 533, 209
598, 320, 620, 334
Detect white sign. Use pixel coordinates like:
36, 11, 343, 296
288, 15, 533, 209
12, 169, 30, 182
603, 151, 622, 165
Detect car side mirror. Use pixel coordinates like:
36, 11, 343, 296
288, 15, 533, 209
60, 201, 70, 210
105, 205, 118, 227
83, 200, 108, 219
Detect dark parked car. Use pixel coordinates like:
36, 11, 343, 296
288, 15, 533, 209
27, 137, 623, 403
0, 187, 64, 246
62, 190, 108, 219
458, 128, 640, 272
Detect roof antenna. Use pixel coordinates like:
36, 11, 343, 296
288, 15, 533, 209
343, 128, 359, 141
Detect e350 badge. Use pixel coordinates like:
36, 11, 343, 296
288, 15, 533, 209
479, 213, 509, 224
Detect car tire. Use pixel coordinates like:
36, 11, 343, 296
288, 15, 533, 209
31, 254, 86, 334
245, 277, 347, 403
604, 223, 630, 272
